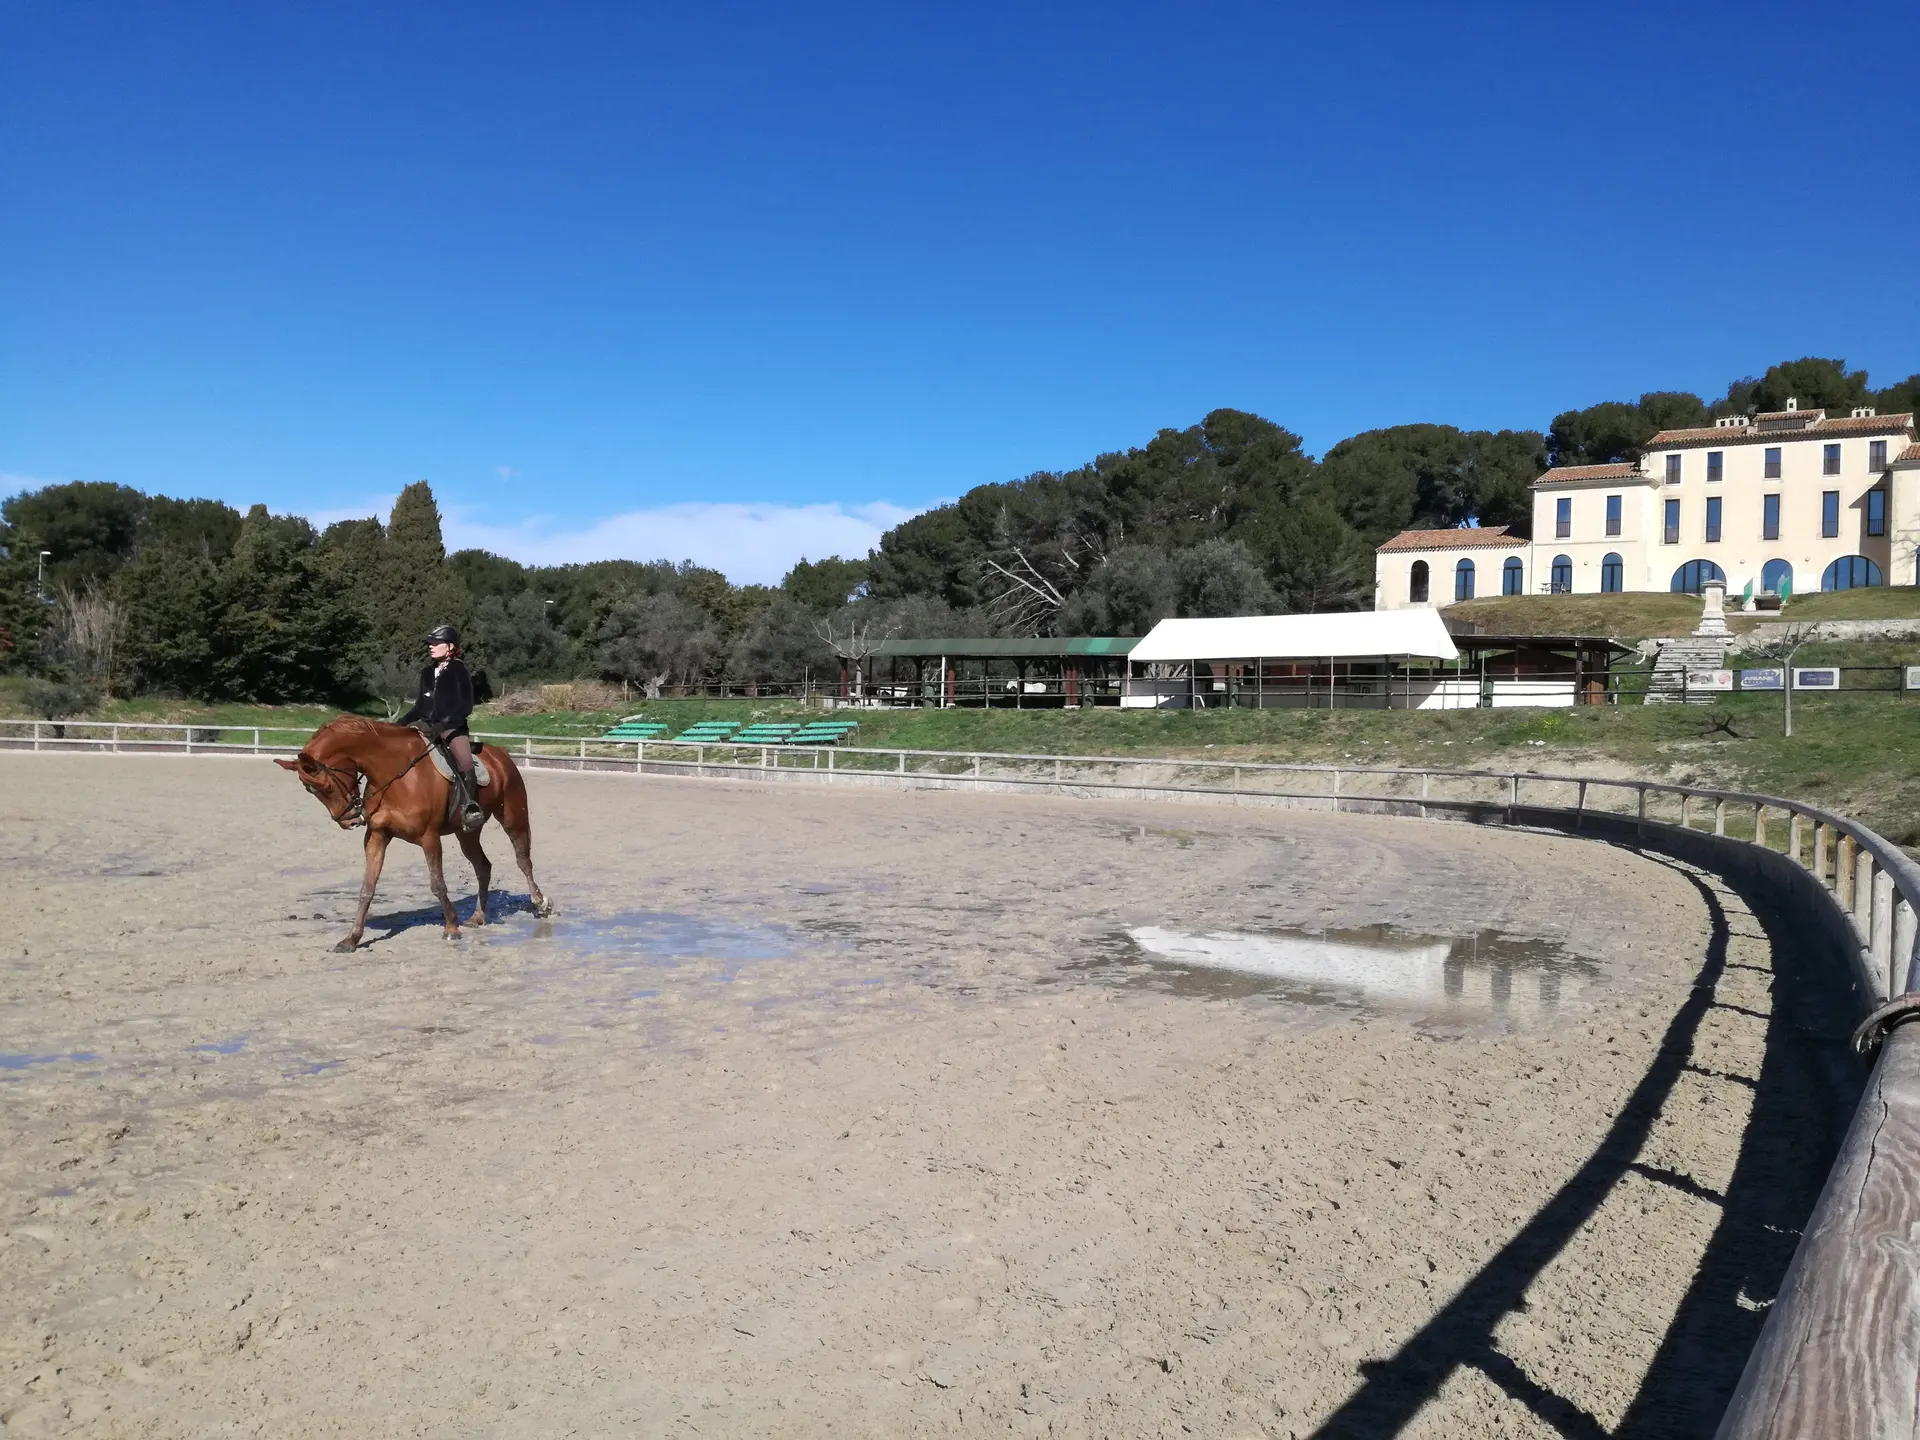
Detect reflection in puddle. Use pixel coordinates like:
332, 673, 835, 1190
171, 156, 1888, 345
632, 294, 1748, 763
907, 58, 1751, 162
0, 1051, 98, 1075
1073, 925, 1595, 1021
479, 910, 795, 972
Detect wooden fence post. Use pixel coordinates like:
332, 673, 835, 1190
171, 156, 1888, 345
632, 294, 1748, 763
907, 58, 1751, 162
1872, 868, 1896, 997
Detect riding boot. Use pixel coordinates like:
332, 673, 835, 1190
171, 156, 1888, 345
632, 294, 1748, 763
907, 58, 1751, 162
456, 768, 485, 831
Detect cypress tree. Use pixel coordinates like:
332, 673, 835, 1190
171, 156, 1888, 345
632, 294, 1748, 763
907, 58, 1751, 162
377, 481, 470, 659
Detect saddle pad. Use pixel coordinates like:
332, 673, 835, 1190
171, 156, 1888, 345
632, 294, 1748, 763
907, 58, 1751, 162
427, 745, 491, 789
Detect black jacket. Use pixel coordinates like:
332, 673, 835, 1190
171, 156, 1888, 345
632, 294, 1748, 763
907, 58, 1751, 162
399, 659, 475, 732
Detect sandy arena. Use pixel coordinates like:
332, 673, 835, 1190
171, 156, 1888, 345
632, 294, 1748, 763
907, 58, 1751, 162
0, 754, 1853, 1437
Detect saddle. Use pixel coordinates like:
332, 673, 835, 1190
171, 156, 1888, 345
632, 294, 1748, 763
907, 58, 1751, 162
423, 740, 491, 790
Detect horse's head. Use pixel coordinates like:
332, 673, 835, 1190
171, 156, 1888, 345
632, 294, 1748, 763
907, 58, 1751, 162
275, 749, 367, 829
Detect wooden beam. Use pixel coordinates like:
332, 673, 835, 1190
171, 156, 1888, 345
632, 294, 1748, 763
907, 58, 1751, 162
1716, 1022, 1920, 1437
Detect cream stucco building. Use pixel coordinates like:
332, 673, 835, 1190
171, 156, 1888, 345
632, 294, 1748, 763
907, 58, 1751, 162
1374, 404, 1919, 610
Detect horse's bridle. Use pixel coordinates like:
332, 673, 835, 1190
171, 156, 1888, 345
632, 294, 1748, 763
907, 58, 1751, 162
303, 744, 435, 829
306, 759, 371, 828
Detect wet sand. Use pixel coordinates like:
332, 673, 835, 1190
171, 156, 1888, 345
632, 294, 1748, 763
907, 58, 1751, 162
0, 755, 1839, 1436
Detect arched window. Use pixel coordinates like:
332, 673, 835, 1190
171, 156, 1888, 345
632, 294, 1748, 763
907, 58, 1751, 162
1761, 559, 1793, 597
1822, 555, 1884, 591
1502, 556, 1523, 595
1408, 559, 1429, 604
1454, 557, 1475, 602
1670, 559, 1726, 594
1600, 553, 1623, 593
1550, 554, 1573, 593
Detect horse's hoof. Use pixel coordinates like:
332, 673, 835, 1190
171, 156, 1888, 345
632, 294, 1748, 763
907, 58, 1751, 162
332, 937, 360, 954
535, 899, 556, 918
444, 927, 463, 940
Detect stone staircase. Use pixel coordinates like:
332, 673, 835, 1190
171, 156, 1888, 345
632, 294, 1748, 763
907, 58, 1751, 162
1645, 638, 1729, 704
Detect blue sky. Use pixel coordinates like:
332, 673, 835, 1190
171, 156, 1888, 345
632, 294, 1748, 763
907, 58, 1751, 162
4, 0, 1917, 583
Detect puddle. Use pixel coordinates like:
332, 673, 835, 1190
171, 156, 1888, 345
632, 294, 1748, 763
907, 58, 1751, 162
190, 1036, 249, 1055
1065, 925, 1597, 1022
1, 1051, 98, 1074
479, 910, 796, 972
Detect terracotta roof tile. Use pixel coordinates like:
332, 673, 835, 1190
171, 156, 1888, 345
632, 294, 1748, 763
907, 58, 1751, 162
1533, 463, 1643, 487
1376, 525, 1521, 554
1894, 442, 1920, 468
1647, 412, 1914, 449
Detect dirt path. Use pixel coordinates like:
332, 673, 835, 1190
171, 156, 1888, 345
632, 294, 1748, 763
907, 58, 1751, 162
0, 756, 1845, 1437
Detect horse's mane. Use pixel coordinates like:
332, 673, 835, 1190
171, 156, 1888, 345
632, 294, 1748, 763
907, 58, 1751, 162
322, 715, 399, 739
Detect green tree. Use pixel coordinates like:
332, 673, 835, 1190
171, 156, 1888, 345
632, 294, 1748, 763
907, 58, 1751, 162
204, 506, 363, 701
1751, 357, 1871, 414
729, 593, 838, 684
377, 481, 471, 655
1872, 373, 1920, 418
782, 555, 870, 610
596, 591, 720, 694
468, 592, 572, 685
1058, 547, 1178, 636
1266, 499, 1372, 613
451, 548, 529, 601
140, 496, 243, 560
1319, 424, 1544, 542
1, 480, 148, 589
113, 545, 220, 694
1171, 538, 1276, 618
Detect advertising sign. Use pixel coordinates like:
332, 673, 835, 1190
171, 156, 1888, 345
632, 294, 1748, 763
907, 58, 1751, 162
1739, 668, 1784, 691
1792, 668, 1841, 691
1684, 669, 1733, 691
1906, 666, 1920, 691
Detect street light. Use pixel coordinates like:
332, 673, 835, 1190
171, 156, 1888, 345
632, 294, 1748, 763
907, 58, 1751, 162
36, 550, 50, 602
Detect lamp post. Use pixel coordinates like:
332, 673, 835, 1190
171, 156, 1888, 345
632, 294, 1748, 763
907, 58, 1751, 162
36, 550, 50, 601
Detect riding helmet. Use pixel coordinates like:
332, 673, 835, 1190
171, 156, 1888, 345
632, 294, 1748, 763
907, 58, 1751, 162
427, 623, 461, 646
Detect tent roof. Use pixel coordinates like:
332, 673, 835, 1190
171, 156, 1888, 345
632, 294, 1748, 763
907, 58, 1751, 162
1129, 610, 1460, 664
869, 636, 1139, 659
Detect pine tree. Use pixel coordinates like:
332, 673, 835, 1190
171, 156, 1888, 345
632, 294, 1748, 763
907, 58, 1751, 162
375, 481, 470, 660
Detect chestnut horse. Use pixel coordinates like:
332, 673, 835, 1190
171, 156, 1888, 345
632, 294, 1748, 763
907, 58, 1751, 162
275, 716, 550, 951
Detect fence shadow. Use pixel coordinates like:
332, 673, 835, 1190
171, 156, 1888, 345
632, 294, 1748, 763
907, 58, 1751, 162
1305, 851, 1859, 1440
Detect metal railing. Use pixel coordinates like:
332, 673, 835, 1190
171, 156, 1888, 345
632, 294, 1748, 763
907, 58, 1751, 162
4, 715, 1917, 1429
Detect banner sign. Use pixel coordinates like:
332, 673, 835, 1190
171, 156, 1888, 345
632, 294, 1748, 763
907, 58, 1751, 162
1685, 669, 1734, 691
1738, 668, 1784, 690
1792, 668, 1840, 691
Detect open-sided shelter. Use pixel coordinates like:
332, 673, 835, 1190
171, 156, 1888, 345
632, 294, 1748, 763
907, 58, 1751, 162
860, 636, 1139, 707
1122, 611, 1625, 709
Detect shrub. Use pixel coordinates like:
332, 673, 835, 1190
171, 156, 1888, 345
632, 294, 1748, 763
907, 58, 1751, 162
21, 679, 91, 720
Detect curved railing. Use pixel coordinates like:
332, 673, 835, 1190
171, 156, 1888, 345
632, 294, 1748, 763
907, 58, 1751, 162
4, 715, 1918, 1430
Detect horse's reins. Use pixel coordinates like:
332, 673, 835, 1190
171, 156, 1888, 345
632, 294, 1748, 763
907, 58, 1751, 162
310, 742, 437, 829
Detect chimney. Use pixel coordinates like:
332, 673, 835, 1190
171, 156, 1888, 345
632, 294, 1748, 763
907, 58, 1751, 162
1851, 406, 1877, 419
1785, 397, 1798, 411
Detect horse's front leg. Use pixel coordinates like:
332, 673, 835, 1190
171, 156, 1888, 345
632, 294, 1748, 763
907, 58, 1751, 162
456, 827, 492, 927
421, 829, 461, 938
337, 828, 392, 952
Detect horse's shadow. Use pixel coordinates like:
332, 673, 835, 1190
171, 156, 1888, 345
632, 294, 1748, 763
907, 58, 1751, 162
361, 891, 545, 943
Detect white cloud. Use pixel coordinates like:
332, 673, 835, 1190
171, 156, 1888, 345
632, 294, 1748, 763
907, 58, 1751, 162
311, 498, 924, 586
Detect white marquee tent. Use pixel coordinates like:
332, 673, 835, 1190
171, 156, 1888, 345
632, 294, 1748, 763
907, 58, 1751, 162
1127, 610, 1459, 667
1122, 609, 1500, 710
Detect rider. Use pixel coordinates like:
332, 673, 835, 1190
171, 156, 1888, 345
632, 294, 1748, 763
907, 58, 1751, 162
399, 624, 485, 831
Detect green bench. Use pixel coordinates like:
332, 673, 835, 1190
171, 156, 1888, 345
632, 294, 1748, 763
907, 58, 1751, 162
599, 720, 669, 740
730, 724, 801, 744
672, 721, 741, 742
784, 722, 859, 746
